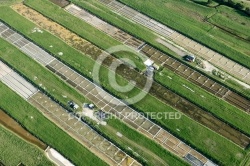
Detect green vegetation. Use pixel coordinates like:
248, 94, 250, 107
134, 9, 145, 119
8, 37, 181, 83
208, 5, 250, 40
0, 0, 22, 6
240, 151, 250, 166
101, 118, 180, 165
0, 21, 187, 166
0, 82, 107, 166
21, 0, 250, 134
86, 117, 189, 166
21, 0, 250, 133
23, 0, 143, 71
155, 68, 250, 134
115, 0, 250, 68
213, 0, 250, 14
0, 125, 53, 166
70, 0, 250, 99
0, 4, 247, 165
66, 1, 250, 135
0, 40, 86, 109
70, 0, 159, 45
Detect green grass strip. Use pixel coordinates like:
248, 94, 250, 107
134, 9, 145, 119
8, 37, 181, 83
0, 82, 107, 166
64, 0, 250, 135
0, 5, 246, 165
19, 0, 250, 135
70, 0, 250, 98
0, 125, 53, 166
155, 68, 250, 134
0, 24, 187, 165
116, 0, 250, 69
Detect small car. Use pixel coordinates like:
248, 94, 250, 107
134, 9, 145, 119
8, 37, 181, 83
184, 55, 196, 62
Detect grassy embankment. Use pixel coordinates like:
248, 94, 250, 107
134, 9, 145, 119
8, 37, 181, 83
0, 125, 53, 166
0, 82, 107, 166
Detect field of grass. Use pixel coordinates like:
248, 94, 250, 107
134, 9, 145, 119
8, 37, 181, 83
0, 125, 53, 166
26, 0, 147, 71
0, 46, 187, 166
18, 0, 250, 135
0, 82, 107, 166
240, 151, 250, 166
0, 0, 22, 6
0, 39, 86, 109
0, 20, 187, 166
213, 0, 250, 9
155, 68, 250, 134
208, 5, 250, 41
60, 1, 250, 135
206, 24, 250, 57
69, 0, 250, 99
115, 0, 250, 69
87, 117, 189, 166
0, 4, 247, 165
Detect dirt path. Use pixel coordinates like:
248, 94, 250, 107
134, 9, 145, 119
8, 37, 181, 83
0, 109, 47, 150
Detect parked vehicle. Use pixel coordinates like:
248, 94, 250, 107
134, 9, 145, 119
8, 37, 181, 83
184, 55, 196, 62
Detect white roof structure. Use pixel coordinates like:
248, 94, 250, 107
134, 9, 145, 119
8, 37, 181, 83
144, 59, 154, 66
